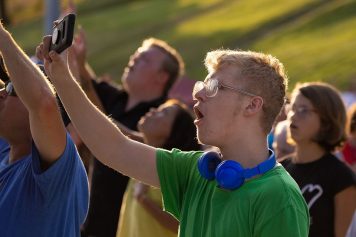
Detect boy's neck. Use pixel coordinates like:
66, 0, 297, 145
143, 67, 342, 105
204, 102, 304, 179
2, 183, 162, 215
219, 135, 270, 169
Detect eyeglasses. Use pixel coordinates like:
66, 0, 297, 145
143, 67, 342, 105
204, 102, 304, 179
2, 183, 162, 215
286, 105, 316, 118
193, 78, 257, 98
4, 81, 17, 97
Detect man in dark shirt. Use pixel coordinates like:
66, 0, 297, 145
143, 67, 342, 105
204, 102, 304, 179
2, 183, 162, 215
73, 34, 184, 237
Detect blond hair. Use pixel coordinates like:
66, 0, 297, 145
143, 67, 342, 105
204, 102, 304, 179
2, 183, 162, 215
205, 49, 288, 134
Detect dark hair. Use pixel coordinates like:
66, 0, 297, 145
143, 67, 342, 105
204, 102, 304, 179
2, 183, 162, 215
162, 100, 201, 151
294, 82, 347, 152
142, 38, 185, 96
0, 56, 10, 82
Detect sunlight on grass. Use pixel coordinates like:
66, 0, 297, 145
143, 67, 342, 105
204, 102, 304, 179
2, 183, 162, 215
7, 0, 356, 90
253, 0, 356, 90
175, 0, 313, 37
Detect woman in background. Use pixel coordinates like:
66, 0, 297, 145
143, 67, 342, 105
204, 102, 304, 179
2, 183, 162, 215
117, 99, 201, 237
282, 82, 356, 237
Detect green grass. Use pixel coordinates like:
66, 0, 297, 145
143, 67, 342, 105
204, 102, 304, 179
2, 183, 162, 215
8, 0, 356, 91
253, 0, 356, 90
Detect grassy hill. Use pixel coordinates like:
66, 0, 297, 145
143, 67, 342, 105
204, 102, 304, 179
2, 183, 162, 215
8, 0, 356, 91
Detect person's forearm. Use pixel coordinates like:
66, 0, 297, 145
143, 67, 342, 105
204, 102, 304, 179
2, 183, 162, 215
50, 68, 128, 166
43, 44, 159, 186
0, 28, 66, 164
138, 195, 179, 233
75, 59, 105, 111
79, 62, 96, 90
0, 31, 55, 110
80, 79, 144, 142
82, 80, 105, 112
51, 67, 160, 186
77, 74, 144, 142
113, 121, 144, 142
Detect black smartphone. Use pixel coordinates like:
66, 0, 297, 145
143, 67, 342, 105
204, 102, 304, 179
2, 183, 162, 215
50, 14, 76, 54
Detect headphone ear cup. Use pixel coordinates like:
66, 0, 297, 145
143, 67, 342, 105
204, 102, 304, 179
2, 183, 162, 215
198, 152, 221, 180
215, 160, 245, 190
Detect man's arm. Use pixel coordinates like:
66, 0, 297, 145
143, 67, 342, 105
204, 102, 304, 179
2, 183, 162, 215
37, 36, 160, 187
0, 23, 66, 166
70, 27, 105, 111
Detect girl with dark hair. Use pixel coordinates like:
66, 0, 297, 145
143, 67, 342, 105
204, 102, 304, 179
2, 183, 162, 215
282, 82, 356, 237
116, 99, 201, 237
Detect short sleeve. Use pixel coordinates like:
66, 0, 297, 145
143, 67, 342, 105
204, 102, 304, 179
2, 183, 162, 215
331, 161, 356, 195
156, 148, 202, 219
31, 133, 88, 202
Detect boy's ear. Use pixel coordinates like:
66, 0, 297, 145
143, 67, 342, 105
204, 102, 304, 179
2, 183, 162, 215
244, 97, 264, 116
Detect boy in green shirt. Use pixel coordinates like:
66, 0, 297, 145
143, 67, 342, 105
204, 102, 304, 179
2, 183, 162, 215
157, 149, 308, 236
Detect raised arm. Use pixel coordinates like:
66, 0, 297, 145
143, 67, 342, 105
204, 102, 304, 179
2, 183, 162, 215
70, 27, 104, 110
0, 23, 66, 166
36, 36, 160, 187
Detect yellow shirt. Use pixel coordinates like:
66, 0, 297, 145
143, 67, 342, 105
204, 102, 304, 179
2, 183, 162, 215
117, 179, 177, 237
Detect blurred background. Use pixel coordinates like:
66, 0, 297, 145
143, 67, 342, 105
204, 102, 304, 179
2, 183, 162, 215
1, 0, 356, 92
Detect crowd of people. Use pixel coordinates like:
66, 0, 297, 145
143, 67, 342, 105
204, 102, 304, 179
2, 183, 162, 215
0, 11, 355, 237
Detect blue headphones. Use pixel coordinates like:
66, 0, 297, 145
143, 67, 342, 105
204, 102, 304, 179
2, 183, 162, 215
197, 150, 276, 190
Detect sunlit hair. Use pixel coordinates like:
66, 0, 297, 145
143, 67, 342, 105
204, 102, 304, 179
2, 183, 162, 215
204, 49, 288, 134
291, 82, 347, 152
141, 38, 185, 96
162, 99, 201, 151
346, 103, 356, 135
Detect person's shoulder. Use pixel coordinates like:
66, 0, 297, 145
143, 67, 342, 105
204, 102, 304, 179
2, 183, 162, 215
157, 148, 203, 160
251, 166, 308, 217
322, 153, 355, 172
59, 133, 81, 161
324, 153, 356, 181
0, 138, 8, 149
93, 80, 125, 98
259, 165, 303, 200
32, 133, 79, 167
324, 152, 349, 165
156, 148, 204, 174
278, 153, 295, 167
264, 165, 296, 186
0, 138, 9, 157
0, 144, 10, 166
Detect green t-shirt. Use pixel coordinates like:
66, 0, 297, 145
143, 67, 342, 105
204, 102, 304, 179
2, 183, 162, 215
157, 148, 309, 237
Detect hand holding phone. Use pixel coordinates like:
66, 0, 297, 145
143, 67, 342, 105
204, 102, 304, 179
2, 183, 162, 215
50, 14, 76, 54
